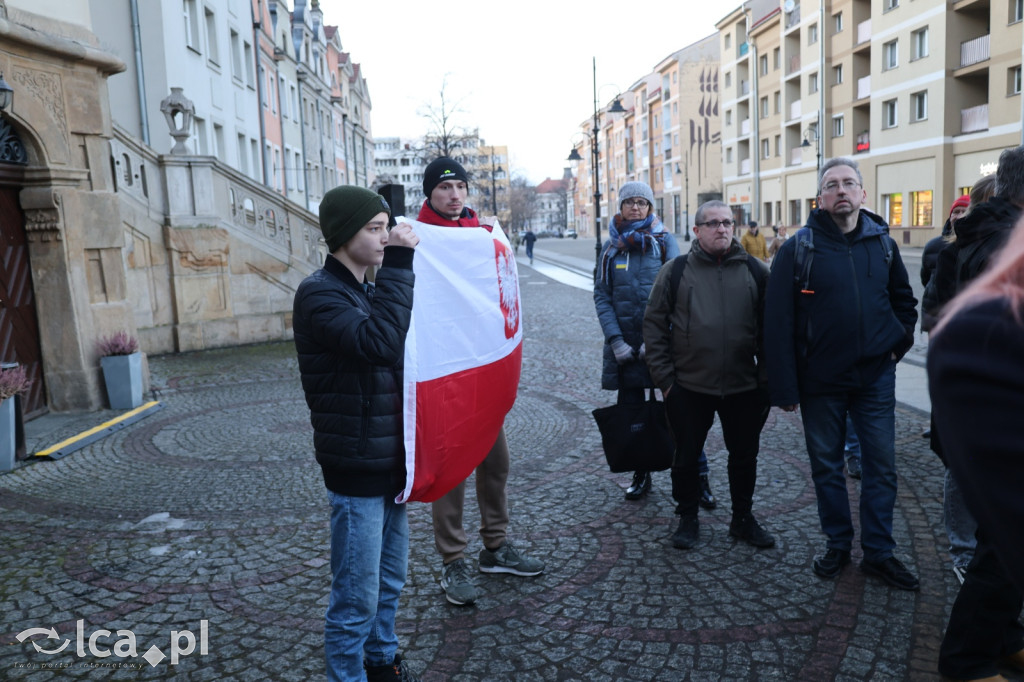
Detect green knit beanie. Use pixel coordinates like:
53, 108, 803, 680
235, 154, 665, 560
318, 186, 392, 252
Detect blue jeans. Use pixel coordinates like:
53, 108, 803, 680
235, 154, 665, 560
800, 362, 898, 562
944, 467, 978, 569
325, 490, 408, 681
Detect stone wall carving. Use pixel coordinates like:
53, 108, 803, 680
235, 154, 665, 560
11, 68, 68, 163
19, 186, 62, 242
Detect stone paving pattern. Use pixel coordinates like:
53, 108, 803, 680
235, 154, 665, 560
0, 241, 997, 680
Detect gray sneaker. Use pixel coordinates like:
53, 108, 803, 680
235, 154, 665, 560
439, 558, 479, 606
478, 540, 544, 576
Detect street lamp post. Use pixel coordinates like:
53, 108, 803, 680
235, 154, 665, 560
675, 152, 691, 241
801, 119, 822, 177
489, 145, 503, 217
567, 58, 625, 278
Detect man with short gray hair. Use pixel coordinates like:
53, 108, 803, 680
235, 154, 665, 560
765, 157, 919, 590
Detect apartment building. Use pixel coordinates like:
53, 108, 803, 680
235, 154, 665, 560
570, 36, 722, 240
719, 0, 1022, 245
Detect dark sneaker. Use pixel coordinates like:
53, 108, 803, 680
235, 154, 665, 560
846, 457, 862, 479
672, 515, 699, 549
365, 654, 420, 682
478, 541, 544, 576
439, 558, 479, 606
861, 556, 920, 591
625, 471, 651, 500
813, 548, 851, 579
729, 513, 775, 548
698, 474, 717, 510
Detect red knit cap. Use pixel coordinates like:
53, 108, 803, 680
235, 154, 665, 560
949, 194, 970, 218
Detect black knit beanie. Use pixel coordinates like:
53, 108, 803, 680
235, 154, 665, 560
318, 186, 391, 252
422, 157, 469, 197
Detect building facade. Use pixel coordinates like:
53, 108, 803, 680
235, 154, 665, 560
718, 0, 1022, 244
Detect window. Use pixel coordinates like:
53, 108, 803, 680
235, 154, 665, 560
244, 41, 255, 87
762, 138, 771, 159
725, 33, 732, 49
774, 91, 782, 114
911, 190, 933, 227
760, 96, 769, 118
808, 23, 818, 45
725, 71, 732, 88
760, 55, 769, 76
726, 109, 733, 125
230, 30, 242, 82
832, 115, 845, 138
237, 133, 247, 173
912, 90, 928, 121
726, 147, 734, 163
194, 116, 207, 154
1014, 0, 1023, 22
213, 123, 224, 159
834, 12, 843, 33
205, 8, 218, 64
884, 193, 903, 226
1010, 66, 1022, 95
884, 40, 898, 70
883, 99, 898, 128
833, 64, 844, 85
912, 28, 929, 60
885, 0, 899, 9
809, 72, 819, 94
774, 134, 782, 156
773, 47, 781, 70
183, 0, 200, 50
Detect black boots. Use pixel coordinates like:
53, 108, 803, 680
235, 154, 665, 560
625, 471, 652, 500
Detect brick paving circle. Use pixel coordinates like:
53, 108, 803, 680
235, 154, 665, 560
0, 254, 976, 680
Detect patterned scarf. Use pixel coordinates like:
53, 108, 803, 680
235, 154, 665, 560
600, 214, 669, 283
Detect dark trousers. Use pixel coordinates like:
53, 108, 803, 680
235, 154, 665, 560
939, 531, 1024, 679
666, 384, 769, 518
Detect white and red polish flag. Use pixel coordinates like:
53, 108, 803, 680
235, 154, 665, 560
397, 219, 522, 503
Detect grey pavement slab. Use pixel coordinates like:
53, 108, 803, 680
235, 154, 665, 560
0, 254, 979, 680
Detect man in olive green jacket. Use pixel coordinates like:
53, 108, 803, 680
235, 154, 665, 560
643, 200, 773, 551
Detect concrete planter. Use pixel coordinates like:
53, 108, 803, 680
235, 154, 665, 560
101, 352, 143, 409
1, 398, 14, 472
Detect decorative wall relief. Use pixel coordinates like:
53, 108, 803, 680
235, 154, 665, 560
19, 187, 62, 243
11, 68, 69, 163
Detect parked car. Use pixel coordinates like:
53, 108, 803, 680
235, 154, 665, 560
565, 230, 578, 239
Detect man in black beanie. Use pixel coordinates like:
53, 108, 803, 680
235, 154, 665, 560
293, 185, 423, 681
414, 158, 546, 607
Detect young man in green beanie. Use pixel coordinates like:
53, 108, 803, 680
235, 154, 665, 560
416, 157, 545, 607
293, 185, 421, 681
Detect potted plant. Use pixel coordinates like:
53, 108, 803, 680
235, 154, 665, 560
0, 363, 32, 472
98, 331, 144, 409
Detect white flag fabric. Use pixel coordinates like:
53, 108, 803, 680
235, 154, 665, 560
397, 219, 522, 503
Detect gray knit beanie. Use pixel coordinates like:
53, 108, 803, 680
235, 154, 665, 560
618, 181, 656, 208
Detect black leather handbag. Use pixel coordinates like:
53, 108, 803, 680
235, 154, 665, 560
592, 390, 675, 473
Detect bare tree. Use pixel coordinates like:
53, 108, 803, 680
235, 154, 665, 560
507, 175, 538, 234
418, 75, 477, 161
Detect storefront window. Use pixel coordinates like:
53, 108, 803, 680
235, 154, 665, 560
911, 190, 933, 227
883, 193, 903, 226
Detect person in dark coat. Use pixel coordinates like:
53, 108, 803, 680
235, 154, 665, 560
920, 194, 968, 297
293, 186, 422, 682
594, 181, 716, 506
765, 157, 919, 591
929, 211, 1024, 682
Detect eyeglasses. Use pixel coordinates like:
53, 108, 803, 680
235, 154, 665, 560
821, 179, 862, 193
697, 219, 735, 229
622, 199, 650, 208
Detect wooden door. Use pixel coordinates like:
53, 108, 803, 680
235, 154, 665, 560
0, 185, 46, 416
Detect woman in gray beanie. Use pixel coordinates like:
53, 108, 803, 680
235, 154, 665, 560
593, 182, 716, 504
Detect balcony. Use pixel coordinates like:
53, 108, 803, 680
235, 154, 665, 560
740, 80, 750, 96
740, 158, 751, 175
790, 147, 803, 165
741, 118, 751, 136
790, 100, 802, 121
961, 103, 989, 133
785, 5, 801, 29
856, 20, 871, 47
857, 76, 871, 100
788, 55, 801, 76
960, 34, 990, 68
739, 42, 750, 57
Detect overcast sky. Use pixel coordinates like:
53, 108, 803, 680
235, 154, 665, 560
321, 1, 729, 185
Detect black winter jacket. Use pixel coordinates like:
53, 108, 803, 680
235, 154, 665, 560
293, 248, 415, 497
922, 197, 1019, 326
764, 208, 917, 405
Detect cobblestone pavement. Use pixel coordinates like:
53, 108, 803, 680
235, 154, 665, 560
0, 248, 995, 681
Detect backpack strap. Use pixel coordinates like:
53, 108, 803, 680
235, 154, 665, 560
666, 254, 688, 311
793, 227, 815, 293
